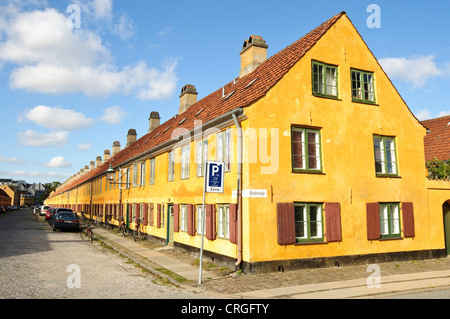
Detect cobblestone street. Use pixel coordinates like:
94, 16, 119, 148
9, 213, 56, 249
0, 208, 202, 299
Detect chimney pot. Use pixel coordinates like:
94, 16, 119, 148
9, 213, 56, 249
148, 111, 161, 133
239, 35, 268, 78
103, 150, 111, 162
126, 129, 137, 148
112, 141, 121, 156
96, 156, 102, 168
179, 84, 198, 114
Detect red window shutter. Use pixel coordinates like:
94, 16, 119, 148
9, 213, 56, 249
143, 203, 148, 225
366, 203, 380, 240
187, 204, 194, 236
402, 202, 415, 238
277, 202, 296, 245
173, 204, 179, 232
325, 202, 342, 242
205, 204, 216, 240
149, 203, 154, 226
113, 204, 117, 219
229, 204, 238, 244
135, 203, 140, 223
156, 204, 161, 228
128, 203, 133, 222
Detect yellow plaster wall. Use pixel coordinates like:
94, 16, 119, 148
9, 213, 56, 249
240, 15, 443, 263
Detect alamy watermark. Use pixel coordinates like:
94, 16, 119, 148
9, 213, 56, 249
66, 4, 81, 29
66, 264, 81, 289
366, 264, 381, 288
367, 4, 381, 29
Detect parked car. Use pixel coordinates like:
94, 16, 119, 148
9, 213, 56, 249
0, 206, 5, 214
52, 210, 80, 232
40, 205, 51, 216
45, 207, 55, 223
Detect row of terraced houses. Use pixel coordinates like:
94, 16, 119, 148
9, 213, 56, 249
45, 12, 450, 272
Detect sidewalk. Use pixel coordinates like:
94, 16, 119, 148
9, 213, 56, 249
92, 226, 450, 299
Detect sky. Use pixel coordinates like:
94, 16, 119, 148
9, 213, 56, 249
0, 0, 449, 184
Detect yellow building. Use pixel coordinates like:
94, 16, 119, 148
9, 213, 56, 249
46, 12, 450, 271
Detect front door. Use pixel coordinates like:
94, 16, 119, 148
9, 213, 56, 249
444, 202, 450, 255
167, 204, 174, 245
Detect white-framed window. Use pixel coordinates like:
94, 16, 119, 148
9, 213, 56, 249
149, 158, 155, 185
197, 139, 208, 176
139, 162, 145, 186
291, 127, 322, 172
181, 145, 190, 179
179, 204, 188, 232
168, 151, 175, 181
196, 205, 204, 235
373, 136, 398, 176
217, 204, 229, 239
380, 203, 401, 238
294, 203, 323, 242
132, 163, 138, 187
217, 129, 232, 171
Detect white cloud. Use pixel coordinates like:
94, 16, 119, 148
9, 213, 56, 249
44, 156, 72, 168
415, 109, 432, 121
437, 110, 450, 118
77, 143, 91, 150
17, 130, 69, 147
0, 5, 178, 100
0, 169, 71, 180
100, 105, 128, 124
379, 55, 445, 88
0, 156, 26, 164
23, 105, 94, 130
113, 13, 134, 40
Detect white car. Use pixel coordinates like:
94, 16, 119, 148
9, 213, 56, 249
40, 205, 51, 216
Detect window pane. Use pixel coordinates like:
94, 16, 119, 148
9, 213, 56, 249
380, 205, 389, 235
374, 137, 385, 174
292, 130, 305, 169
309, 205, 322, 238
326, 67, 337, 96
389, 205, 400, 234
294, 205, 306, 238
307, 131, 320, 170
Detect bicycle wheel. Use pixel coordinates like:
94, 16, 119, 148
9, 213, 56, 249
122, 225, 129, 237
89, 229, 94, 243
80, 227, 91, 241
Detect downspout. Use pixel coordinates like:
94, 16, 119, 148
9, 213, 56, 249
232, 113, 243, 268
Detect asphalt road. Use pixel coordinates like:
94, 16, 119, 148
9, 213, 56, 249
0, 208, 202, 299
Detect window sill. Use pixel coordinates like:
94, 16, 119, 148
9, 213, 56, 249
379, 236, 403, 241
352, 99, 378, 106
292, 170, 325, 175
375, 174, 401, 178
312, 93, 341, 101
295, 240, 327, 245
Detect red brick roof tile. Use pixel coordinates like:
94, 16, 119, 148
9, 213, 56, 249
49, 11, 346, 198
421, 115, 450, 162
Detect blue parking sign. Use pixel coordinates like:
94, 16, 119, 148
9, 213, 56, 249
206, 161, 224, 193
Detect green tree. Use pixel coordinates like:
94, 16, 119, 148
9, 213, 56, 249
426, 158, 450, 180
39, 181, 61, 204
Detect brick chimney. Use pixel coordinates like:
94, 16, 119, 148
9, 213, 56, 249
89, 161, 95, 171
112, 141, 121, 156
126, 129, 137, 148
239, 35, 268, 78
103, 150, 111, 162
148, 111, 161, 133
96, 156, 102, 168
179, 84, 198, 114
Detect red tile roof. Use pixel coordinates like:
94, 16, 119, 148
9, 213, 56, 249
49, 11, 346, 198
421, 115, 450, 162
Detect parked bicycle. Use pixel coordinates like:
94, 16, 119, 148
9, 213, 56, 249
80, 223, 94, 243
118, 216, 130, 237
133, 216, 146, 241
104, 214, 113, 230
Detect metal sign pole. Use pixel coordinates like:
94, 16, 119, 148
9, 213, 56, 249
198, 160, 208, 285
